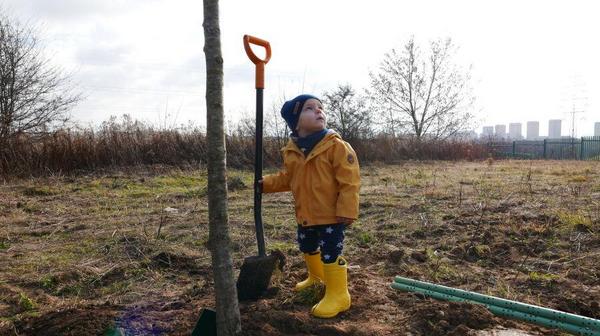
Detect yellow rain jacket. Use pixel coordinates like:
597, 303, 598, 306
263, 131, 360, 227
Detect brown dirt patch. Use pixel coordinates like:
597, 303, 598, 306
408, 301, 496, 336
13, 303, 120, 336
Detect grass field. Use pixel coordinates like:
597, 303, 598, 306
1, 160, 599, 335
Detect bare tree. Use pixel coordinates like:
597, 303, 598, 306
322, 84, 372, 141
203, 0, 241, 334
231, 110, 255, 138
0, 12, 80, 147
236, 95, 289, 147
264, 94, 289, 148
368, 37, 474, 140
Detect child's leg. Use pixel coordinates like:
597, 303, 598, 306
297, 225, 319, 254
295, 226, 324, 290
311, 223, 350, 318
316, 224, 346, 264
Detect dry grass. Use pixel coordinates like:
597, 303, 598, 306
0, 117, 490, 178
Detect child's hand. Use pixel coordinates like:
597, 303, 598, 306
336, 216, 354, 225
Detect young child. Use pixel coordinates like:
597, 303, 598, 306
260, 94, 360, 318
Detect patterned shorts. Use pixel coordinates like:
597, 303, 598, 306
297, 223, 346, 264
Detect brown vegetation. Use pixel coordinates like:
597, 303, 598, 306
0, 116, 489, 178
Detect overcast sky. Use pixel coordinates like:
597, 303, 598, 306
3, 0, 599, 136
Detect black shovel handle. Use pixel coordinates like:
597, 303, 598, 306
254, 88, 266, 257
244, 35, 271, 257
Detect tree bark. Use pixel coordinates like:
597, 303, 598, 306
203, 0, 241, 335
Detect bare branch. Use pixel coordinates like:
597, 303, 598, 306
0, 11, 81, 146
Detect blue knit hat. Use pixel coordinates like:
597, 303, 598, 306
280, 94, 321, 131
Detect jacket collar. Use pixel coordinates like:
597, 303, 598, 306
283, 129, 339, 161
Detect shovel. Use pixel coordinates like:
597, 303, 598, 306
235, 35, 284, 301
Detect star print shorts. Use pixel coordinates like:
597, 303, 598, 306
297, 223, 346, 264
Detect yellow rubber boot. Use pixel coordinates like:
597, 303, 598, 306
295, 252, 324, 291
311, 256, 351, 318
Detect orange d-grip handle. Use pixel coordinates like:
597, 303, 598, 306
243, 35, 271, 89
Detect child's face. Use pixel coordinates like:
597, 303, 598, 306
296, 99, 326, 134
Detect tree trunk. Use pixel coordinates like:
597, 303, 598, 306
202, 0, 241, 335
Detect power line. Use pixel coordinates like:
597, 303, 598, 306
561, 74, 588, 138
82, 85, 204, 96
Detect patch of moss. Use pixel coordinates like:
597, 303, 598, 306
0, 241, 9, 250
40, 275, 57, 291
528, 271, 558, 283
430, 262, 459, 282
356, 231, 375, 246
18, 292, 36, 311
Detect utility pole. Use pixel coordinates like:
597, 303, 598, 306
561, 74, 587, 159
567, 99, 585, 139
562, 74, 587, 139
567, 102, 585, 159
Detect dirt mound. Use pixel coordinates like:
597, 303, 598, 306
13, 303, 120, 336
150, 251, 208, 275
408, 301, 496, 336
117, 236, 147, 259
555, 296, 600, 319
0, 285, 22, 316
241, 310, 370, 336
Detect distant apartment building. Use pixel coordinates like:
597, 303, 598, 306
527, 121, 539, 140
481, 126, 494, 138
495, 124, 506, 139
548, 119, 562, 139
595, 122, 600, 136
508, 123, 522, 140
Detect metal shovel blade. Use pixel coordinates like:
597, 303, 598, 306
191, 308, 216, 336
236, 254, 279, 301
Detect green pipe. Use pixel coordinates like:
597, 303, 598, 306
394, 276, 600, 332
391, 282, 600, 336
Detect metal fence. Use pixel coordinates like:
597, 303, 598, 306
487, 136, 600, 160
